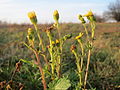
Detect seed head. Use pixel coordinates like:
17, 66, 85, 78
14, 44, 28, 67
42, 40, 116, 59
70, 45, 76, 51
15, 61, 22, 72
45, 26, 54, 32
47, 45, 50, 48
0, 81, 6, 88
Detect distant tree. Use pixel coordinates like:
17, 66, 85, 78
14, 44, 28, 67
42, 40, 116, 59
106, 0, 120, 22
94, 14, 105, 23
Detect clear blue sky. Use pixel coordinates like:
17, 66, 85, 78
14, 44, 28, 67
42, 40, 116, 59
0, 0, 115, 24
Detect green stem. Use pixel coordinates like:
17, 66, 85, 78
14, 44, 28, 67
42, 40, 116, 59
73, 50, 82, 88
56, 23, 61, 39
83, 24, 89, 40
90, 22, 95, 39
56, 23, 62, 78
34, 24, 44, 51
47, 32, 55, 79
78, 40, 84, 69
23, 42, 35, 52
56, 47, 61, 78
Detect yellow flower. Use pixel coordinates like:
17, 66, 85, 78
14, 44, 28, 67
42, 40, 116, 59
53, 10, 59, 23
75, 33, 84, 39
52, 41, 55, 45
75, 35, 81, 40
28, 11, 36, 19
84, 10, 93, 17
56, 39, 60, 44
28, 11, 37, 25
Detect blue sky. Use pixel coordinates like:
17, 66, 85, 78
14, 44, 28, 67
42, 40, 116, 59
0, 0, 115, 23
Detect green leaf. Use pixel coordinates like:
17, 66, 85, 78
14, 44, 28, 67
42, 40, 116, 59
48, 77, 71, 90
20, 59, 37, 67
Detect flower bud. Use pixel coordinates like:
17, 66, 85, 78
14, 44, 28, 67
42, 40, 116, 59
28, 28, 34, 35
28, 11, 37, 25
56, 39, 60, 46
63, 34, 72, 41
75, 33, 84, 40
27, 28, 34, 42
56, 39, 60, 44
78, 14, 86, 24
53, 10, 59, 23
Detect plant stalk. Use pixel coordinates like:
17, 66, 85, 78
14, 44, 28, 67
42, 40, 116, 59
34, 24, 45, 51
83, 24, 89, 40
34, 50, 47, 90
56, 23, 62, 78
73, 50, 82, 88
47, 31, 55, 79
84, 49, 91, 89
78, 40, 84, 69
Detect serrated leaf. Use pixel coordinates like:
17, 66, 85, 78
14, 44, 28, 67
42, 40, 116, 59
48, 77, 71, 90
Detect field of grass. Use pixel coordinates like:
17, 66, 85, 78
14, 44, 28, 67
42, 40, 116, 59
0, 23, 120, 89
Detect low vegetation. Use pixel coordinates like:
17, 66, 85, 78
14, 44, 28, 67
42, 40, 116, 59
0, 10, 120, 90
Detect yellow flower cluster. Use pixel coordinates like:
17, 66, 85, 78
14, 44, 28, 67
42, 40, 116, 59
51, 39, 60, 45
